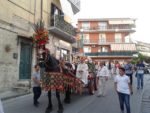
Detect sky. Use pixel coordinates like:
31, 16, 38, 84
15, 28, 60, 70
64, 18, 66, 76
73, 0, 150, 43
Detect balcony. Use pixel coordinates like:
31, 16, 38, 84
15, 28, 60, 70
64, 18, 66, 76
80, 25, 135, 33
85, 51, 137, 57
49, 15, 76, 43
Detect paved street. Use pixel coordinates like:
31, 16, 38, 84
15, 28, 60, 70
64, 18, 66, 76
2, 74, 150, 113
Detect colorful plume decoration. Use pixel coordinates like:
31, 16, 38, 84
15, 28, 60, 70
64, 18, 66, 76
32, 20, 49, 45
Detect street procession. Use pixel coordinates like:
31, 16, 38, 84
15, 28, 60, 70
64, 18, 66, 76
30, 22, 145, 113
1, 1, 150, 113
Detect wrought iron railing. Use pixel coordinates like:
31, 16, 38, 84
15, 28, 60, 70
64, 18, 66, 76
51, 15, 76, 36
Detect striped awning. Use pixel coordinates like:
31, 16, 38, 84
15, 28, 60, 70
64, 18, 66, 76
111, 43, 136, 51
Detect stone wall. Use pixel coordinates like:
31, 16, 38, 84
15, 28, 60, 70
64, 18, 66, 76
0, 28, 18, 91
0, 0, 38, 91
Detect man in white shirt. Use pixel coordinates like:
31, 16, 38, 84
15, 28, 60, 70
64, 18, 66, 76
114, 67, 133, 113
97, 61, 109, 97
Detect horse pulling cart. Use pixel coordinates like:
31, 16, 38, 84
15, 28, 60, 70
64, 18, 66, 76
39, 51, 87, 113
40, 53, 95, 113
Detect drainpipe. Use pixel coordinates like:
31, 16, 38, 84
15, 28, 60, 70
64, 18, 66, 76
41, 0, 43, 21
34, 0, 36, 24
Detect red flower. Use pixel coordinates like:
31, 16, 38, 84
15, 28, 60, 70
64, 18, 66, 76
33, 29, 49, 45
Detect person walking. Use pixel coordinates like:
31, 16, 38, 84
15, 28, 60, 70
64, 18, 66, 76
124, 60, 133, 85
115, 61, 121, 75
87, 59, 95, 95
114, 67, 133, 113
107, 60, 113, 78
76, 57, 89, 85
97, 61, 109, 97
32, 64, 41, 107
136, 60, 145, 89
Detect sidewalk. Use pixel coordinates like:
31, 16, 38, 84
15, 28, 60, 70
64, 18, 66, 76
140, 74, 150, 113
0, 90, 30, 101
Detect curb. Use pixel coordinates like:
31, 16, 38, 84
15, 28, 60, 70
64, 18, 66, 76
1, 92, 31, 101
139, 76, 150, 113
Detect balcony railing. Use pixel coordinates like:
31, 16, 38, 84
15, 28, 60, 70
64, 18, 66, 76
82, 39, 129, 45
49, 15, 76, 43
85, 51, 137, 57
80, 25, 135, 32
83, 39, 98, 44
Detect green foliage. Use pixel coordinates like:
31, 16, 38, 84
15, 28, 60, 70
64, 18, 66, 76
131, 53, 149, 64
32, 20, 45, 33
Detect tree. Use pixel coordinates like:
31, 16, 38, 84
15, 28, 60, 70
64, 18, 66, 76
131, 53, 147, 64
132, 53, 150, 66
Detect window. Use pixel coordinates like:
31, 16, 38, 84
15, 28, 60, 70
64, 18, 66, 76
51, 3, 64, 26
84, 47, 91, 52
115, 33, 122, 43
99, 34, 106, 44
102, 47, 108, 52
98, 47, 102, 52
98, 22, 107, 30
51, 3, 62, 15
80, 34, 89, 44
82, 22, 90, 30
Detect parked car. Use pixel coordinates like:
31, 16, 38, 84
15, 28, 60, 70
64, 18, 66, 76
144, 66, 150, 74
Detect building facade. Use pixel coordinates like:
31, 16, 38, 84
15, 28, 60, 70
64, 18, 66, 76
0, 0, 80, 91
136, 41, 150, 57
77, 18, 137, 62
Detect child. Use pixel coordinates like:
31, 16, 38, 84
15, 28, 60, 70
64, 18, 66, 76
114, 67, 133, 113
32, 64, 41, 107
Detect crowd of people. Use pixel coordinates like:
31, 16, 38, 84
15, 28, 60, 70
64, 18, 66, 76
69, 57, 146, 113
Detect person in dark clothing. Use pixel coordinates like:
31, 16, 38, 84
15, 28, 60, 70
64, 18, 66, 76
136, 61, 145, 89
124, 60, 133, 85
87, 59, 96, 94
